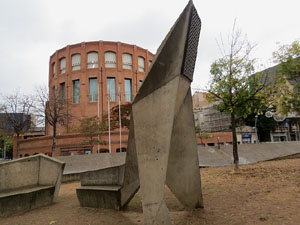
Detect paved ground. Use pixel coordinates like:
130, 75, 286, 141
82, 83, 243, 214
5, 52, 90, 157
1, 158, 299, 225
57, 142, 300, 177
197, 142, 300, 167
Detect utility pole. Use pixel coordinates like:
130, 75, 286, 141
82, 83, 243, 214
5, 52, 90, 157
3, 138, 6, 160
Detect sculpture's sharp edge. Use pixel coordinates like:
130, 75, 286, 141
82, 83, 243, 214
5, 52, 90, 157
120, 114, 140, 208
133, 1, 196, 104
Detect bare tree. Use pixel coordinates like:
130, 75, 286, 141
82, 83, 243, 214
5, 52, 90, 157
34, 85, 70, 156
0, 92, 34, 158
207, 21, 269, 172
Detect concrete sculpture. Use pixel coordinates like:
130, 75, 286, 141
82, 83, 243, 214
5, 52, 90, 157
0, 154, 65, 217
121, 1, 203, 224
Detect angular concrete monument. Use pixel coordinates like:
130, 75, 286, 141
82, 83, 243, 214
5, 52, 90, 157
121, 1, 203, 224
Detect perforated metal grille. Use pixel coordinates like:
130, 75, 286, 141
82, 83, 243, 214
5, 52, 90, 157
182, 6, 201, 81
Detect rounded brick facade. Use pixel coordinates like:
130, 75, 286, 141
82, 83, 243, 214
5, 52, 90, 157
15, 41, 154, 158
48, 41, 154, 135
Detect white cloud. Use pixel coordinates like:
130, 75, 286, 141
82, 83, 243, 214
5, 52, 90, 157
0, 0, 300, 94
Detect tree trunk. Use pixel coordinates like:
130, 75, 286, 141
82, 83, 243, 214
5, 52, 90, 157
52, 124, 57, 157
231, 113, 240, 172
17, 133, 20, 158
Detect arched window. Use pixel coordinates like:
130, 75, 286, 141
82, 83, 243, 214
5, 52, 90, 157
52, 62, 56, 76
87, 52, 98, 69
60, 57, 66, 74
105, 51, 116, 68
71, 54, 81, 71
138, 56, 145, 72
122, 53, 132, 70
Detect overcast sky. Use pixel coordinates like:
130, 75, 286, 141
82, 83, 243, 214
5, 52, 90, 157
0, 0, 299, 95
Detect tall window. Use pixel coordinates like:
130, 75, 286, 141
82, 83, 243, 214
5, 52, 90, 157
139, 80, 143, 88
125, 78, 132, 102
52, 86, 56, 99
52, 62, 56, 76
73, 80, 80, 104
60, 57, 66, 74
138, 56, 145, 72
87, 52, 98, 69
105, 51, 116, 68
71, 54, 81, 71
60, 82, 65, 102
122, 53, 132, 70
149, 60, 152, 67
89, 78, 98, 102
107, 78, 116, 101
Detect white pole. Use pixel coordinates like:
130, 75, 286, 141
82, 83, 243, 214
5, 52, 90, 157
97, 79, 100, 153
107, 91, 111, 153
119, 86, 122, 151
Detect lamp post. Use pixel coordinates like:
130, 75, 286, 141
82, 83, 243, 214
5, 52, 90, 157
255, 115, 259, 144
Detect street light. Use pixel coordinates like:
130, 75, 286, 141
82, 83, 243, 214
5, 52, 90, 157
255, 115, 259, 144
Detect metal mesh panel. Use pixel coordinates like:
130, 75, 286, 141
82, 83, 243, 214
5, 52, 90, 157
182, 6, 201, 81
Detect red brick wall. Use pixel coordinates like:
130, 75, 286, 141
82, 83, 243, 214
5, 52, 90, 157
48, 41, 154, 135
15, 41, 153, 158
15, 129, 129, 158
196, 132, 233, 147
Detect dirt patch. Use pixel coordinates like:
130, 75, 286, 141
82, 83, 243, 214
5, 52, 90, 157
1, 158, 299, 225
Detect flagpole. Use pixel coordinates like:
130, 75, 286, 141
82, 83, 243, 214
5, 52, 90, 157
107, 91, 111, 153
119, 86, 122, 151
97, 77, 100, 153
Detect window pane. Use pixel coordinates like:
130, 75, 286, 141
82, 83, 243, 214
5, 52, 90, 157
87, 52, 98, 69
52, 62, 56, 76
60, 58, 66, 74
73, 80, 80, 103
60, 82, 65, 102
139, 80, 143, 88
105, 52, 116, 68
72, 54, 81, 71
52, 86, 56, 99
107, 78, 116, 101
125, 79, 132, 102
138, 56, 145, 72
89, 78, 98, 102
122, 53, 132, 70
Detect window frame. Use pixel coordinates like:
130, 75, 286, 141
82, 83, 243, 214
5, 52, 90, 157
89, 77, 98, 103
104, 51, 117, 68
138, 56, 145, 72
72, 79, 80, 104
122, 53, 133, 70
60, 57, 66, 74
87, 51, 99, 69
71, 54, 81, 71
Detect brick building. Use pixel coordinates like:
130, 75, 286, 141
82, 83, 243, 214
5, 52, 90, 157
15, 41, 154, 158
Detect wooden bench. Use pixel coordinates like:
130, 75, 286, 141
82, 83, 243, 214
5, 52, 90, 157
0, 154, 65, 217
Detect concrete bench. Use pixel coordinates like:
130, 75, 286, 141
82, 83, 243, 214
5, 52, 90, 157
0, 154, 65, 217
76, 165, 125, 210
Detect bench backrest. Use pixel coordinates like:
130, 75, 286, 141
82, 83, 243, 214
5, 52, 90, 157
80, 165, 125, 186
0, 154, 65, 197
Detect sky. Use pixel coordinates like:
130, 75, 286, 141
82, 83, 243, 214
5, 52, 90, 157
0, 0, 300, 95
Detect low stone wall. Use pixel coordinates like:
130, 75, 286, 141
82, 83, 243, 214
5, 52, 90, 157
0, 154, 65, 217
198, 141, 300, 167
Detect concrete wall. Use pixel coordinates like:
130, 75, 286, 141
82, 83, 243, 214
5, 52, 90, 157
0, 156, 39, 192
198, 141, 300, 167
80, 165, 124, 186
0, 154, 65, 196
